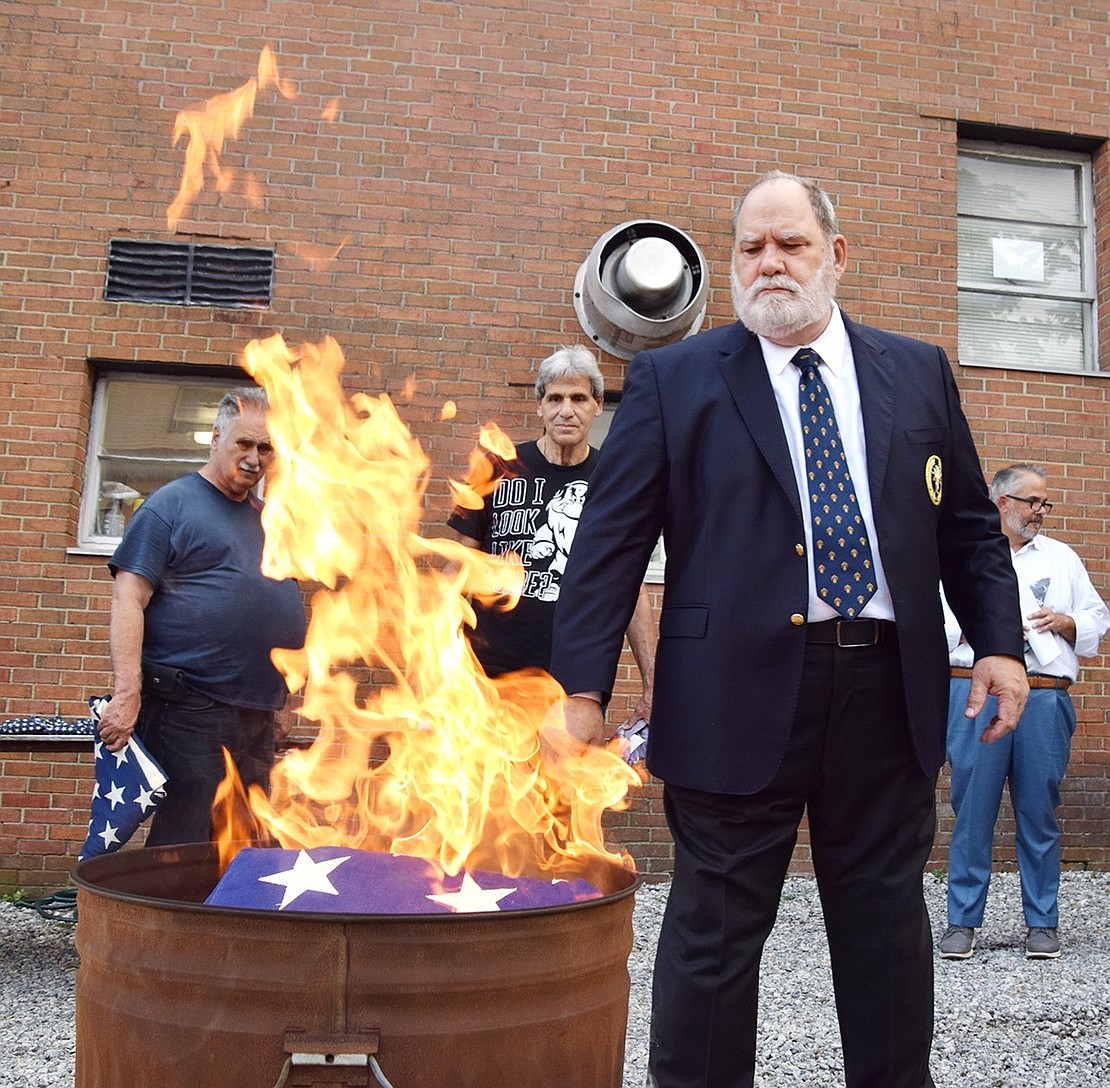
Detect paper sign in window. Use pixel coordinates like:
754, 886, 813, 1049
991, 237, 1045, 282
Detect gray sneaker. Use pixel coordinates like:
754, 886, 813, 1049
938, 924, 976, 959
1025, 927, 1061, 959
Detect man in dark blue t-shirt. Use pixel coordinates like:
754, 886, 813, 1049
97, 386, 307, 846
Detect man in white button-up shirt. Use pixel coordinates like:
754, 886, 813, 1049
939, 463, 1109, 961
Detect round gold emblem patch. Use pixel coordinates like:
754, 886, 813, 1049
925, 454, 943, 506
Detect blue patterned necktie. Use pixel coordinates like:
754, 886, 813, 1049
793, 348, 876, 618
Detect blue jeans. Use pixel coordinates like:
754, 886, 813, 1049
135, 681, 276, 848
945, 678, 1075, 928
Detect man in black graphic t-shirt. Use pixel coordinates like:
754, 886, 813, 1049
448, 345, 656, 724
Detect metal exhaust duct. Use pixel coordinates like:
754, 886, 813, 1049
573, 219, 708, 360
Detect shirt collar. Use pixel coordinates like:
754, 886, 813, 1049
760, 304, 848, 377
1014, 532, 1047, 556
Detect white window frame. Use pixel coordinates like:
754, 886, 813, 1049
73, 370, 242, 555
957, 141, 1097, 373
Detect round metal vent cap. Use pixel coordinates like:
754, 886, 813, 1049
573, 220, 708, 361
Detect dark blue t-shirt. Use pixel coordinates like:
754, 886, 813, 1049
109, 473, 307, 710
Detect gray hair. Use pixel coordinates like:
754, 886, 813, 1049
989, 463, 1047, 502
732, 171, 839, 240
534, 345, 604, 401
213, 386, 269, 434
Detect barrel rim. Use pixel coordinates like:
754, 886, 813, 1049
72, 842, 640, 922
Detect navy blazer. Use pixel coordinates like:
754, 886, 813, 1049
549, 315, 1023, 795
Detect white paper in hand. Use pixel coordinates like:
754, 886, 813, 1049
1018, 578, 1061, 669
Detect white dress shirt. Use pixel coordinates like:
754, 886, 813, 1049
945, 533, 1109, 681
759, 305, 895, 622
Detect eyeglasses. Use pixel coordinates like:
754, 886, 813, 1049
1005, 494, 1053, 514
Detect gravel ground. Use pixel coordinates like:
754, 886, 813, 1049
2, 870, 1108, 1087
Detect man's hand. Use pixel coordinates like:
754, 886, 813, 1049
965, 655, 1028, 743
561, 695, 606, 749
1026, 607, 1076, 644
273, 705, 300, 744
619, 692, 651, 733
538, 694, 607, 782
96, 691, 140, 752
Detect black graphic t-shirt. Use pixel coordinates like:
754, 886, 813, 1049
447, 440, 599, 676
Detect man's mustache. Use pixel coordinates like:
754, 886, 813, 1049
752, 275, 800, 295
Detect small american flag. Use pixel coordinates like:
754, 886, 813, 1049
614, 717, 649, 764
205, 845, 603, 914
78, 695, 168, 861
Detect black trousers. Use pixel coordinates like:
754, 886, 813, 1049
136, 681, 276, 848
649, 638, 937, 1088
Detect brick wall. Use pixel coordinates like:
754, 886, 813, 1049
0, 741, 95, 894
1, 1, 1108, 892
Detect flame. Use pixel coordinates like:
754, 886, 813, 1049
167, 45, 297, 231
214, 749, 271, 868
220, 333, 638, 880
285, 235, 351, 271
447, 423, 517, 512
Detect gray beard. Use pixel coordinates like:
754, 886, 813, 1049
1004, 506, 1041, 542
730, 264, 837, 340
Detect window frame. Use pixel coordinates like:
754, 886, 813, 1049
956, 139, 1098, 374
73, 366, 250, 556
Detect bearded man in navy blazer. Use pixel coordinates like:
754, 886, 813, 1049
550, 172, 1029, 1088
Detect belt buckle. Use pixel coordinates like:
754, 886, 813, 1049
836, 620, 877, 648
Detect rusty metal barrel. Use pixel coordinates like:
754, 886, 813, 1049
73, 843, 639, 1088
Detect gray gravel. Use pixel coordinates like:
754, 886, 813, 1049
3, 870, 1108, 1087
626, 871, 1110, 1087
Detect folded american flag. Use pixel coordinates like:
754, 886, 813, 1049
205, 845, 603, 913
78, 695, 168, 861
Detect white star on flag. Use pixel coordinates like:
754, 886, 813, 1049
425, 872, 516, 913
96, 822, 120, 849
135, 786, 157, 813
258, 849, 352, 910
105, 782, 127, 810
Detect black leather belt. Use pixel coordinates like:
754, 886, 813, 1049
806, 618, 895, 648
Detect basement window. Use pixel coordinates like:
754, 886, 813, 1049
957, 142, 1095, 372
104, 239, 275, 307
76, 371, 251, 553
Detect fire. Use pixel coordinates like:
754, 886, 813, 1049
167, 44, 297, 231
447, 423, 518, 511
218, 333, 639, 880
162, 47, 639, 883
285, 235, 351, 272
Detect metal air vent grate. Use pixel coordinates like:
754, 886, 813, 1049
105, 239, 275, 307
